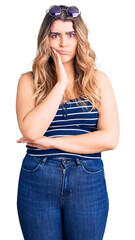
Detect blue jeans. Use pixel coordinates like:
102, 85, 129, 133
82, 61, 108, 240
17, 154, 109, 240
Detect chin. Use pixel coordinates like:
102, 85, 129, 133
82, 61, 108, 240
62, 60, 73, 64
60, 56, 74, 64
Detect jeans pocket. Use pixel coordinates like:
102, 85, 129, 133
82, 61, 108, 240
81, 159, 104, 175
21, 154, 43, 173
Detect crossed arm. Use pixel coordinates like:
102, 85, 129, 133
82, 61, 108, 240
50, 130, 117, 154
17, 71, 120, 153
50, 72, 120, 153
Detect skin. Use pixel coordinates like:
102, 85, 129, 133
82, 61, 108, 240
16, 135, 53, 149
49, 20, 78, 90
16, 20, 120, 152
16, 20, 78, 148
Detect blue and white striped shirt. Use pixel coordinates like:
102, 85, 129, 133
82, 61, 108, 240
26, 97, 101, 160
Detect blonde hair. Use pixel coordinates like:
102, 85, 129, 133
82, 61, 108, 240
31, 5, 101, 112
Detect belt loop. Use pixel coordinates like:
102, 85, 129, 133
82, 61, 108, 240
75, 158, 82, 166
41, 157, 47, 165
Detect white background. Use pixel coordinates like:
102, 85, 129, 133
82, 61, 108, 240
0, 0, 135, 239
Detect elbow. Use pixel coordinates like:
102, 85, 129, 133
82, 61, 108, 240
107, 134, 120, 150
109, 141, 118, 150
21, 132, 36, 142
19, 123, 47, 141
20, 129, 42, 142
23, 132, 45, 141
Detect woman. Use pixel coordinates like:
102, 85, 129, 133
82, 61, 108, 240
16, 5, 120, 240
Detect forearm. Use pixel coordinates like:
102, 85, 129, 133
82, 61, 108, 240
51, 130, 118, 154
21, 82, 66, 141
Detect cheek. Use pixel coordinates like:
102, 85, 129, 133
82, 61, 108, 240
71, 40, 77, 49
71, 42, 77, 53
49, 41, 54, 48
49, 39, 58, 48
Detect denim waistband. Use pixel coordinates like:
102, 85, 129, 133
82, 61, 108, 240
40, 156, 82, 167
26, 154, 102, 168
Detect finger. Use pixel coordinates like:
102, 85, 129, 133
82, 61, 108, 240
50, 49, 57, 62
17, 136, 26, 141
53, 49, 60, 58
27, 143, 41, 148
16, 137, 28, 143
52, 49, 60, 59
51, 48, 56, 54
27, 143, 34, 146
16, 138, 24, 142
16, 138, 22, 142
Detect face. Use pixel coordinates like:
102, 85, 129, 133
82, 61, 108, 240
49, 20, 78, 64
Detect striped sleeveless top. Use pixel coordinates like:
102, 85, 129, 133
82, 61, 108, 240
26, 94, 102, 160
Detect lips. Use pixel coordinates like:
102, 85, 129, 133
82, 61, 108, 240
57, 50, 70, 55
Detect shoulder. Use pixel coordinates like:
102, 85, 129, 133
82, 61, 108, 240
17, 71, 35, 91
94, 70, 110, 84
20, 71, 34, 79
94, 70, 112, 92
95, 70, 117, 115
18, 71, 34, 83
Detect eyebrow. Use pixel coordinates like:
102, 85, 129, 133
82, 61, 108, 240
49, 31, 76, 35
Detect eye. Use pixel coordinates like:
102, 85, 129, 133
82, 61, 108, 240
68, 33, 76, 38
50, 34, 60, 39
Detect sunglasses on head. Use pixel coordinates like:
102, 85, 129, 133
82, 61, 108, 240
46, 5, 81, 18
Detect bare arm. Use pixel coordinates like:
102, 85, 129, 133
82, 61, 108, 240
16, 76, 66, 141
16, 49, 68, 141
50, 71, 120, 153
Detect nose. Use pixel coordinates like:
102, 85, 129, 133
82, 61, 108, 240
59, 35, 68, 47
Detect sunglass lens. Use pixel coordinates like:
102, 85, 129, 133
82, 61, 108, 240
67, 7, 79, 17
49, 6, 61, 16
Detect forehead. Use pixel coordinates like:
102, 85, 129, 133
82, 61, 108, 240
50, 20, 74, 32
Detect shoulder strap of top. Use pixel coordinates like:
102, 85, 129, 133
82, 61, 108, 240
30, 71, 41, 86
30, 71, 34, 78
